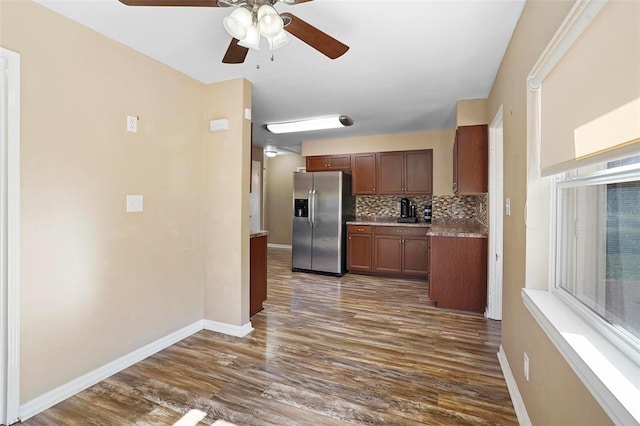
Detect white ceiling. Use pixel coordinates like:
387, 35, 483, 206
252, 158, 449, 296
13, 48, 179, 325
34, 0, 525, 153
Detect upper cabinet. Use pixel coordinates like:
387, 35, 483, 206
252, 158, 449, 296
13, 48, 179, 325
377, 150, 433, 195
307, 149, 433, 195
351, 153, 377, 195
306, 154, 351, 172
453, 125, 488, 194
404, 150, 433, 195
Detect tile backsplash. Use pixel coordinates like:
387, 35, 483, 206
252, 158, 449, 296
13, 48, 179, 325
356, 194, 487, 225
356, 195, 432, 218
432, 194, 487, 226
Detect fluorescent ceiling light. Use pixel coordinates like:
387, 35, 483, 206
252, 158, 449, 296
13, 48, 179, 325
266, 115, 353, 134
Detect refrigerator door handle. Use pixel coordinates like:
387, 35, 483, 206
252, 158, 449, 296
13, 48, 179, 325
311, 189, 317, 227
307, 190, 313, 227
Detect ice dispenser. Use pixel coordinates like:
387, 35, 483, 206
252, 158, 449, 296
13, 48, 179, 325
294, 199, 309, 217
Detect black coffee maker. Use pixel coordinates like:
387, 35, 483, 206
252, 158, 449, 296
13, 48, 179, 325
400, 198, 410, 218
398, 198, 418, 223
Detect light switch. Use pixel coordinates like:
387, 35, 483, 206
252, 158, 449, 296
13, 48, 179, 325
126, 195, 143, 213
505, 197, 511, 216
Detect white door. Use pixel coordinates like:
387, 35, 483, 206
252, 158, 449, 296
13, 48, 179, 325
0, 47, 20, 426
487, 107, 504, 320
250, 160, 262, 231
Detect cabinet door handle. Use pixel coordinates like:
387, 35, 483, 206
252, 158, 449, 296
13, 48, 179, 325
357, 228, 364, 232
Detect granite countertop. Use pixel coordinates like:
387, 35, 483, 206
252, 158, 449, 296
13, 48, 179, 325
347, 216, 431, 228
426, 219, 487, 238
250, 230, 269, 238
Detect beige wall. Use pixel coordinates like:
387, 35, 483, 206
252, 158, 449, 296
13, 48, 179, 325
202, 78, 251, 327
1, 0, 250, 404
487, 0, 612, 424
301, 130, 455, 195
456, 99, 488, 126
264, 154, 305, 245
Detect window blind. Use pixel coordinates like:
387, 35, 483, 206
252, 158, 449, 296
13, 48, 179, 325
540, 0, 640, 176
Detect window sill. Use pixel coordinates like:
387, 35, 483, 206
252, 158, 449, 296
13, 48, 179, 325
522, 289, 640, 425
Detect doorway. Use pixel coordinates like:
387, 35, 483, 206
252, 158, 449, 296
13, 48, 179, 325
250, 160, 262, 231
0, 47, 20, 426
487, 106, 504, 320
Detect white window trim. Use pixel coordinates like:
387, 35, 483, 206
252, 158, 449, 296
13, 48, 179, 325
523, 0, 640, 424
522, 289, 640, 425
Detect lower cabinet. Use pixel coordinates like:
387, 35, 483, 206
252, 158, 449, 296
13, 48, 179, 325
347, 225, 372, 272
250, 234, 267, 316
374, 227, 429, 278
347, 225, 429, 278
403, 233, 431, 277
372, 232, 403, 275
429, 236, 487, 313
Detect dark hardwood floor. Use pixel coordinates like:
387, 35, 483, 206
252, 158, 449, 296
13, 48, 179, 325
23, 247, 516, 425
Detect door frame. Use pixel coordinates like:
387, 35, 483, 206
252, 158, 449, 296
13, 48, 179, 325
1, 47, 21, 425
487, 106, 504, 320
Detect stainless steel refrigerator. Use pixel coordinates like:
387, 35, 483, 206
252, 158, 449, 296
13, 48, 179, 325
292, 171, 354, 276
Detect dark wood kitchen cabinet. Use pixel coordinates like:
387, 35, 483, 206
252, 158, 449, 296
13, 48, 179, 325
376, 150, 433, 195
429, 235, 487, 313
347, 225, 372, 272
372, 226, 429, 278
351, 153, 377, 195
250, 234, 267, 316
453, 125, 488, 194
305, 154, 351, 172
372, 231, 403, 275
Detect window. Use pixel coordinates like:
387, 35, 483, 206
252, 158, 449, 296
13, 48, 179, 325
555, 154, 640, 349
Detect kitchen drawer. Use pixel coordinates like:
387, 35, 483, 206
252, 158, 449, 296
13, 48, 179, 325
347, 225, 372, 234
373, 226, 429, 238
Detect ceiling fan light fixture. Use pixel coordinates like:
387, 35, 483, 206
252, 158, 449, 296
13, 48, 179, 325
238, 25, 261, 51
266, 115, 354, 134
257, 5, 283, 38
268, 30, 290, 50
259, 14, 284, 38
222, 7, 252, 40
257, 4, 278, 20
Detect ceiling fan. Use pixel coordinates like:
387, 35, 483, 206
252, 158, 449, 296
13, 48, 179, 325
118, 0, 350, 64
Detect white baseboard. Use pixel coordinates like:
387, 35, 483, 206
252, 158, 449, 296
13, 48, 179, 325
203, 320, 253, 337
267, 243, 291, 249
19, 321, 203, 421
19, 316, 256, 421
497, 345, 531, 426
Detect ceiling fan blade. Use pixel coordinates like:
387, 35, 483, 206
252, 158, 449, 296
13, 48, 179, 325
280, 12, 349, 59
279, 0, 314, 4
119, 0, 220, 6
222, 38, 249, 64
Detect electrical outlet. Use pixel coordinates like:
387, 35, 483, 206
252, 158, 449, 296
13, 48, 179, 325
127, 115, 138, 133
524, 352, 530, 381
